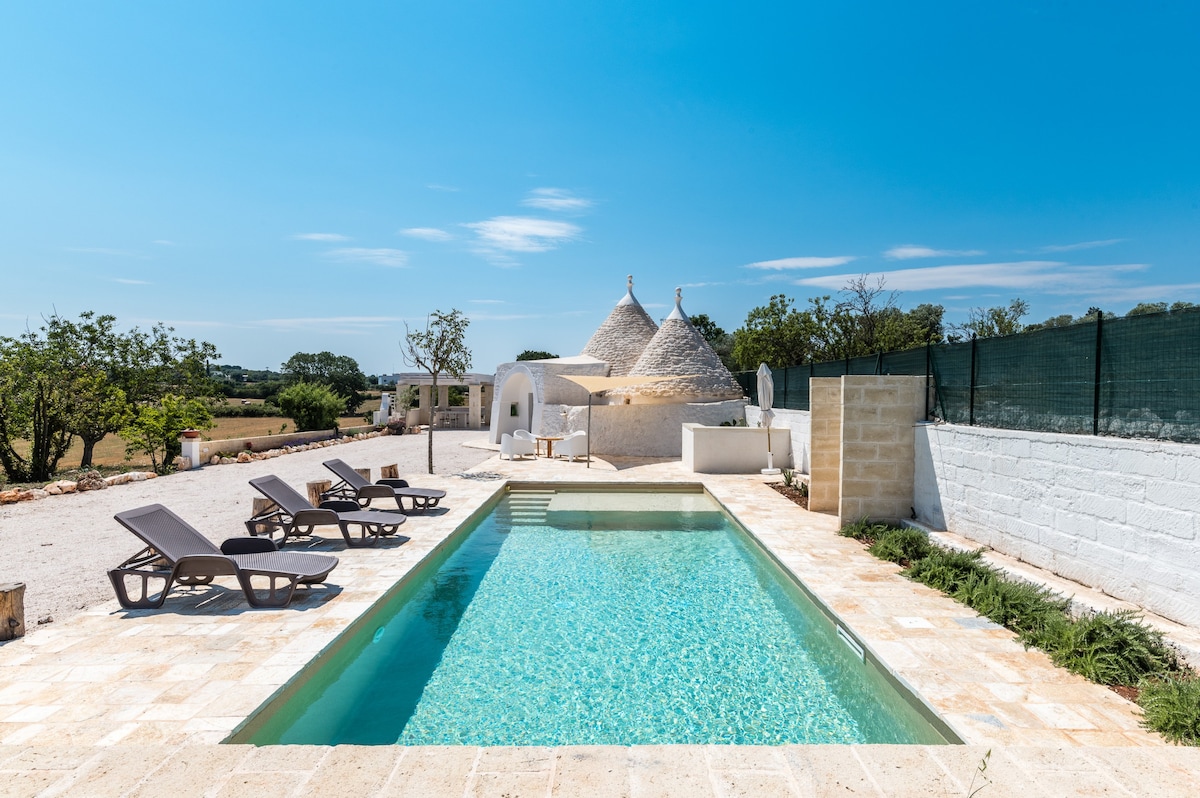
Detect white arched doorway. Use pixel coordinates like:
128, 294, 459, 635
489, 366, 540, 444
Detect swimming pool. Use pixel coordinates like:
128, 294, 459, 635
232, 486, 952, 746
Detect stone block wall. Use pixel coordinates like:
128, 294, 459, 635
808, 378, 843, 513
915, 423, 1200, 627
838, 376, 926, 524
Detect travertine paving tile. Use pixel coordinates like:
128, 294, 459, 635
553, 746, 631, 798
294, 745, 401, 798
382, 746, 477, 797
628, 746, 714, 798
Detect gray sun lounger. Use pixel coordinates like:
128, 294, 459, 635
322, 458, 447, 513
110, 503, 339, 610
247, 474, 406, 548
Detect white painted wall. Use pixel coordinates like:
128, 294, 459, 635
915, 423, 1200, 627
539, 399, 747, 457
682, 424, 794, 473
745, 406, 811, 473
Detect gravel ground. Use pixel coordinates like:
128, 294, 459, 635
0, 429, 496, 631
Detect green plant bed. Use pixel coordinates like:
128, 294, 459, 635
840, 518, 1197, 745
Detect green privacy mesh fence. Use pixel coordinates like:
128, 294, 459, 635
733, 307, 1200, 443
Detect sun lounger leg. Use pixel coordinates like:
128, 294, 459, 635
108, 566, 175, 610
235, 570, 300, 608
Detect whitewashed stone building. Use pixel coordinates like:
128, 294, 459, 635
489, 276, 748, 456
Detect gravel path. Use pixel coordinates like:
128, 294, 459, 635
0, 430, 496, 630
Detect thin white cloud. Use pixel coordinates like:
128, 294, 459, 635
1038, 238, 1126, 253
65, 247, 142, 257
521, 188, 593, 212
427, 184, 460, 192
884, 245, 985, 260
399, 227, 453, 242
680, 281, 726, 288
746, 256, 857, 270
466, 312, 541, 322
253, 315, 407, 333
294, 233, 350, 242
113, 278, 150, 285
793, 261, 1148, 293
326, 248, 409, 268
464, 216, 581, 253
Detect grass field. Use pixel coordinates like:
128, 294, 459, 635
19, 397, 384, 476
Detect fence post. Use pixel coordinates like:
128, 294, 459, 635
925, 339, 931, 420
875, 352, 883, 375
969, 334, 977, 426
782, 367, 789, 409
1093, 311, 1104, 436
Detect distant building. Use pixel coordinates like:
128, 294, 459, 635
489, 276, 747, 456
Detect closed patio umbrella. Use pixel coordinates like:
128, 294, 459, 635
757, 363, 780, 474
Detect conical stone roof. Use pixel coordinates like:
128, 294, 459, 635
580, 275, 659, 376
613, 288, 743, 400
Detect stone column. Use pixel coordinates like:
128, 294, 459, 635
437, 385, 450, 410
837, 376, 925, 526
808, 378, 843, 513
417, 385, 431, 425
468, 384, 482, 430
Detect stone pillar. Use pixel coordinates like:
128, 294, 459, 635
417, 385, 431, 425
837, 376, 926, 525
481, 384, 493, 426
468, 385, 482, 430
179, 434, 203, 471
437, 385, 450, 411
808, 378, 843, 513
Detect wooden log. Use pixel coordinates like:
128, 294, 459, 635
306, 479, 332, 507
354, 467, 371, 483
380, 463, 399, 480
251, 498, 277, 516
0, 583, 25, 641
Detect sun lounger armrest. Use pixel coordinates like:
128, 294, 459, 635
319, 499, 361, 513
221, 537, 279, 555
377, 478, 411, 489
355, 484, 397, 500
173, 554, 238, 581
292, 508, 341, 527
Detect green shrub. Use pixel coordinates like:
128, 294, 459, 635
277, 382, 345, 432
1139, 676, 1200, 745
1047, 610, 1181, 685
868, 528, 933, 565
904, 548, 992, 593
839, 518, 893, 543
956, 575, 1070, 642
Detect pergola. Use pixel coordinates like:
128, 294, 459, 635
390, 372, 495, 430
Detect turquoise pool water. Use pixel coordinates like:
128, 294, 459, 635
237, 489, 949, 746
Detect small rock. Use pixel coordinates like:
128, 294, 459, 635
174, 456, 192, 471
26, 489, 49, 500
236, 451, 252, 463
105, 473, 132, 486
45, 484, 62, 495
210, 455, 221, 465
76, 471, 108, 491
37, 615, 53, 625
0, 489, 21, 504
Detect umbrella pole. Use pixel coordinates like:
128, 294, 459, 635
586, 393, 592, 469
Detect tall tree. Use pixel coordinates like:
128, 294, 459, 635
952, 299, 1029, 340
688, 313, 736, 370
280, 351, 369, 414
402, 309, 472, 474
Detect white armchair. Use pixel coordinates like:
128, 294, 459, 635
556, 430, 588, 462
500, 433, 536, 460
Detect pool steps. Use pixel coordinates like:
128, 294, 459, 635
497, 489, 554, 525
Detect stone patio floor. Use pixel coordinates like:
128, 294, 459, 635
1, 444, 1198, 796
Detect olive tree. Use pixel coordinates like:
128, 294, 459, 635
402, 309, 471, 474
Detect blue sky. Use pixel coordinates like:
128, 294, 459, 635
2, 2, 1198, 376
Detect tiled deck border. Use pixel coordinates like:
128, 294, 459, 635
1, 448, 1198, 796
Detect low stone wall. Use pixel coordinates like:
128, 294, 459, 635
915, 423, 1200, 627
185, 425, 376, 464
682, 424, 793, 473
